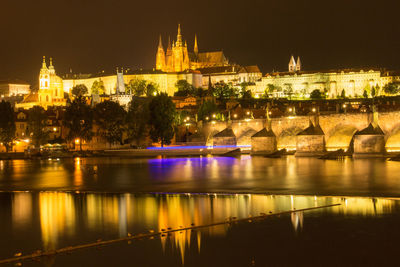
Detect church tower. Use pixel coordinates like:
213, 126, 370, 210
156, 35, 166, 71
288, 55, 296, 72
296, 56, 301, 71
39, 56, 50, 90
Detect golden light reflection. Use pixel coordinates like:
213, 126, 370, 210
74, 157, 83, 186
39, 192, 76, 250
12, 192, 32, 229
29, 192, 400, 261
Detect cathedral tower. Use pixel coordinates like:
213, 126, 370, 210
156, 35, 166, 71
165, 36, 173, 72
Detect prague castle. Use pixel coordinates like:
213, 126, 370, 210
156, 24, 229, 72
253, 56, 400, 98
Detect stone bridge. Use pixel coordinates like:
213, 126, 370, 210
200, 111, 400, 151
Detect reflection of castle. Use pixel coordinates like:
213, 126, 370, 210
156, 25, 229, 73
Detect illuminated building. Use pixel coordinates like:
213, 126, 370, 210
156, 24, 229, 73
0, 79, 30, 97
16, 57, 66, 109
253, 56, 400, 98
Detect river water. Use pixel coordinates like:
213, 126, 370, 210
1, 156, 400, 266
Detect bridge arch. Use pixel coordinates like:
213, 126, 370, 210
326, 124, 358, 151
385, 123, 400, 152
277, 126, 303, 150
237, 127, 258, 146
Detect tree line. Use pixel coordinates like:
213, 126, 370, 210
0, 93, 177, 152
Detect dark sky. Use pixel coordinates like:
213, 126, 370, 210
1, 0, 400, 83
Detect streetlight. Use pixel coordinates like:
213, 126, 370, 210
312, 108, 316, 112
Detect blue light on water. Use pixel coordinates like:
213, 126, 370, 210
146, 145, 250, 150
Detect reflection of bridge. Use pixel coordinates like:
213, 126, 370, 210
202, 111, 400, 151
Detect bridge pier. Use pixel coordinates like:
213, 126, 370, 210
295, 121, 325, 157
353, 123, 385, 158
251, 128, 277, 155
212, 127, 237, 146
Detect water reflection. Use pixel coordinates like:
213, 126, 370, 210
2, 157, 400, 197
2, 192, 400, 264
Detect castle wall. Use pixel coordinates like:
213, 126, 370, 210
63, 72, 203, 96
253, 70, 384, 98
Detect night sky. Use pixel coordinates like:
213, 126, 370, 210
1, 0, 400, 83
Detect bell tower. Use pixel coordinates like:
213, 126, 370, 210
288, 55, 296, 72
39, 56, 50, 89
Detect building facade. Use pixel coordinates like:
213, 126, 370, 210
0, 80, 30, 97
253, 56, 400, 98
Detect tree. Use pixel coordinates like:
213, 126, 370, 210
371, 86, 376, 98
213, 82, 237, 100
375, 85, 381, 96
340, 89, 346, 99
383, 82, 400, 95
262, 84, 275, 98
0, 101, 15, 152
148, 93, 176, 147
126, 97, 150, 145
26, 106, 48, 148
71, 84, 88, 97
239, 82, 253, 99
91, 80, 105, 95
310, 89, 323, 99
94, 100, 127, 147
126, 79, 147, 96
145, 82, 159, 97
363, 89, 369, 98
284, 85, 294, 100
194, 88, 207, 98
174, 80, 195, 96
197, 100, 219, 121
63, 96, 93, 151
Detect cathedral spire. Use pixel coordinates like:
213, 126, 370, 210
158, 35, 163, 48
176, 24, 183, 47
296, 56, 301, 71
194, 34, 198, 55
